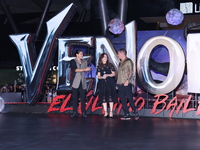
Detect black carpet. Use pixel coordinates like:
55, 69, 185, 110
0, 113, 200, 150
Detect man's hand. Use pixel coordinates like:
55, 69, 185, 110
124, 80, 129, 86
84, 67, 91, 72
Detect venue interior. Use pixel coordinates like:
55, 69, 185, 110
1, 0, 200, 150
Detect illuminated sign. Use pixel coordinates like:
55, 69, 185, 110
180, 2, 200, 14
9, 3, 200, 118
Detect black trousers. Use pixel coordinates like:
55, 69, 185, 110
72, 82, 86, 113
118, 84, 136, 114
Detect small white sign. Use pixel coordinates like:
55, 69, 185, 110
180, 2, 193, 14
195, 3, 200, 13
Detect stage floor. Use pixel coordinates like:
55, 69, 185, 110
0, 113, 200, 150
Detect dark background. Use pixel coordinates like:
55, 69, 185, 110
0, 0, 199, 68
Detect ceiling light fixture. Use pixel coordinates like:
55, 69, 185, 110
108, 18, 124, 34
166, 8, 184, 26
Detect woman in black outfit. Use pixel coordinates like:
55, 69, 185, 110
97, 53, 117, 118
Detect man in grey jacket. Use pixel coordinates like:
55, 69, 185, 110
70, 49, 91, 117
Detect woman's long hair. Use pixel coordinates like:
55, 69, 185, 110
98, 53, 110, 69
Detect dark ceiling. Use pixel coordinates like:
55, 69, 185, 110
0, 0, 199, 68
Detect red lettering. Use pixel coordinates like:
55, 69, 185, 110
196, 101, 200, 115
113, 98, 120, 111
182, 95, 195, 113
151, 94, 168, 115
60, 94, 72, 113
166, 96, 178, 117
113, 98, 119, 110
117, 103, 123, 114
77, 91, 94, 114
176, 100, 184, 114
86, 90, 93, 97
86, 96, 94, 110
91, 96, 102, 112
47, 95, 65, 112
47, 93, 198, 117
135, 97, 145, 111
127, 102, 132, 112
78, 102, 82, 114
115, 98, 122, 114
85, 90, 94, 110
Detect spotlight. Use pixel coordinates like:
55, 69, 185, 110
166, 8, 184, 26
108, 18, 124, 34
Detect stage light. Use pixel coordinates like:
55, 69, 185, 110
0, 97, 5, 112
166, 8, 184, 26
108, 18, 124, 34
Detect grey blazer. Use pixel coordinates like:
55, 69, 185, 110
70, 58, 87, 90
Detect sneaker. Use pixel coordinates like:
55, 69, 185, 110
121, 114, 131, 120
133, 111, 139, 120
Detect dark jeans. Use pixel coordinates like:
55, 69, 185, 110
72, 82, 86, 113
118, 84, 136, 114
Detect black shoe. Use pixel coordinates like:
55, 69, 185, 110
109, 112, 113, 119
121, 113, 131, 120
82, 113, 87, 118
104, 115, 109, 119
71, 113, 77, 118
133, 111, 139, 120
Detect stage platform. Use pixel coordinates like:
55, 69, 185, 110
1, 93, 200, 149
1, 92, 200, 119
0, 113, 200, 150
